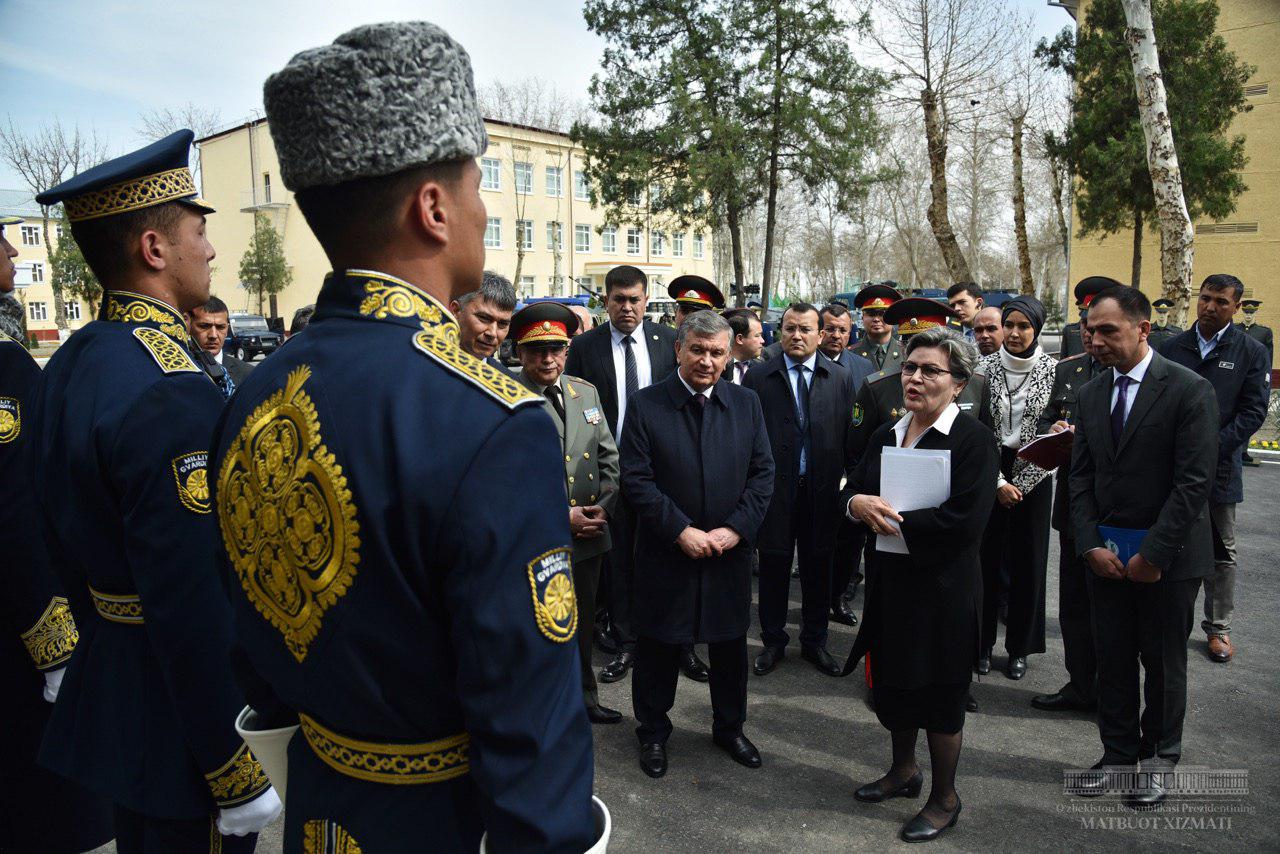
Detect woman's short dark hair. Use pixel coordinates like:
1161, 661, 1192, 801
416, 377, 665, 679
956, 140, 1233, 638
904, 326, 978, 381
1093, 285, 1151, 322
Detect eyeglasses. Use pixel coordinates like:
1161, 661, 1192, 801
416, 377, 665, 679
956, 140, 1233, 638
901, 361, 960, 380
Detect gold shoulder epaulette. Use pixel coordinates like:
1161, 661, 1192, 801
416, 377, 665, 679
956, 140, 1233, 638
133, 327, 200, 374
412, 330, 539, 410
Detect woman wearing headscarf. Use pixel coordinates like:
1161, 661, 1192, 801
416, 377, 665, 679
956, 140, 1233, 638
974, 296, 1058, 680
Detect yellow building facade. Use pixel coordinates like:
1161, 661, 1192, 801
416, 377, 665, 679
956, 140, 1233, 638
1065, 0, 1279, 370
0, 192, 91, 342
196, 118, 716, 322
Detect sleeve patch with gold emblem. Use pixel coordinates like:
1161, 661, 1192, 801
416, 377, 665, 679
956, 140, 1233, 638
526, 547, 577, 643
172, 451, 212, 514
850, 403, 863, 427
0, 396, 20, 443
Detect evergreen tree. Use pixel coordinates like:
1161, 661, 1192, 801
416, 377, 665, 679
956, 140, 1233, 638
238, 213, 292, 315
48, 216, 101, 317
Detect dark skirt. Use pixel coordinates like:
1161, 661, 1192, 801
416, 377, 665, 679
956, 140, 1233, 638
872, 680, 970, 735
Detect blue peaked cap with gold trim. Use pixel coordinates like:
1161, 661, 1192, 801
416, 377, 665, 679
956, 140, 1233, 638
35, 130, 214, 223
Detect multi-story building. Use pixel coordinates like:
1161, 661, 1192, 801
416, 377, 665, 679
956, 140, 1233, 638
1060, 0, 1279, 372
0, 190, 91, 342
196, 118, 716, 322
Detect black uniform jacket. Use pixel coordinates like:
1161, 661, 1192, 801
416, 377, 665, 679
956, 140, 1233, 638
1159, 324, 1269, 504
1069, 351, 1219, 580
1035, 353, 1104, 532
840, 410, 998, 687
847, 369, 993, 464
565, 319, 677, 437
619, 372, 774, 644
31, 291, 268, 820
743, 351, 855, 555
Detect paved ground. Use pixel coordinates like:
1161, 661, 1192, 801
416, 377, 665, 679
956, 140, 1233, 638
96, 458, 1278, 852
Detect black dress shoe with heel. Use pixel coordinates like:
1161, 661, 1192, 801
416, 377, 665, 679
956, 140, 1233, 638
680, 648, 710, 682
713, 733, 761, 768
830, 603, 858, 626
639, 743, 667, 778
975, 651, 991, 675
599, 651, 634, 684
1032, 688, 1094, 712
900, 799, 961, 843
1073, 761, 1109, 798
801, 646, 842, 676
966, 693, 978, 713
753, 645, 785, 676
586, 703, 622, 724
854, 771, 924, 803
1006, 656, 1027, 680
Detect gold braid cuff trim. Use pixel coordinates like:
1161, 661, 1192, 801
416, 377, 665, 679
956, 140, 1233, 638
205, 742, 272, 808
64, 167, 198, 222
302, 820, 363, 854
21, 597, 78, 670
299, 713, 470, 785
89, 586, 144, 624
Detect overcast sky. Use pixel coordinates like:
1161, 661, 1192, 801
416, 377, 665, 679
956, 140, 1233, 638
0, 0, 1073, 193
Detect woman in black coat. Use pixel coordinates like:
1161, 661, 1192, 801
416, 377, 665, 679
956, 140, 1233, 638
842, 326, 997, 843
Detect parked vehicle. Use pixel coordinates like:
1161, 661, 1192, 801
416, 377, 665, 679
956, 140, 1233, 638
226, 313, 283, 361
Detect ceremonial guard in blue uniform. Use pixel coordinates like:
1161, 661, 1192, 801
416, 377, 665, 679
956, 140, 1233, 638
215, 23, 601, 852
0, 216, 114, 853
30, 132, 278, 852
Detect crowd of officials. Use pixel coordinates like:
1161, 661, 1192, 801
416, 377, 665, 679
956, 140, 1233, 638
1, 18, 1274, 854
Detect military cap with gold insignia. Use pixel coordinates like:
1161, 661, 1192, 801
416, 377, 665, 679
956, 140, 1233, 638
1073, 276, 1121, 308
1242, 298, 1262, 312
883, 297, 958, 338
511, 301, 580, 347
853, 283, 901, 311
1152, 298, 1174, 310
667, 275, 725, 311
35, 130, 214, 223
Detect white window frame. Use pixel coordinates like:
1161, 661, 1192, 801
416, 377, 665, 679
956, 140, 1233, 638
546, 221, 563, 252
20, 225, 39, 246
65, 300, 82, 321
484, 217, 502, 249
548, 275, 565, 297
574, 170, 590, 201
602, 226, 617, 254
673, 232, 685, 257
514, 161, 533, 195
693, 232, 705, 259
28, 301, 48, 321
545, 166, 564, 198
628, 188, 643, 207
480, 157, 501, 190
30, 261, 44, 283
626, 227, 641, 256
574, 224, 591, 253
650, 231, 665, 257
516, 219, 534, 251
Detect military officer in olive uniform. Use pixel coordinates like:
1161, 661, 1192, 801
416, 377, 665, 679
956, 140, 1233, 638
1060, 276, 1117, 358
512, 302, 623, 725
214, 23, 600, 852
30, 132, 279, 852
0, 215, 114, 853
1241, 298, 1274, 466
850, 283, 904, 373
1148, 297, 1184, 351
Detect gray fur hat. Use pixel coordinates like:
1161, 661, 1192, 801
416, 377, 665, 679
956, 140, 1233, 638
264, 21, 489, 191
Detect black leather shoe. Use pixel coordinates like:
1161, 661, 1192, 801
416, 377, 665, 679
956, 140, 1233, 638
1006, 656, 1027, 680
593, 626, 619, 656
966, 693, 978, 713
713, 733, 762, 768
1032, 689, 1094, 712
900, 799, 961, 843
975, 651, 991, 675
830, 603, 858, 626
1072, 761, 1109, 798
586, 703, 622, 725
801, 646, 842, 676
854, 770, 924, 803
639, 743, 667, 778
1126, 769, 1169, 810
599, 651, 634, 684
753, 645, 785, 675
680, 648, 710, 682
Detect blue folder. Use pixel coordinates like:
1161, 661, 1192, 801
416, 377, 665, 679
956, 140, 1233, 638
1098, 525, 1147, 564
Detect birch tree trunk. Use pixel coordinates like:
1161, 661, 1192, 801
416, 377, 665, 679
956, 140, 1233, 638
1120, 0, 1194, 324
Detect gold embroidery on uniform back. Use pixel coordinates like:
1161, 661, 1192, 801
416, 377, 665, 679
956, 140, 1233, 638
133, 327, 201, 374
106, 291, 190, 341
413, 330, 539, 409
173, 451, 212, 514
526, 547, 577, 643
302, 820, 363, 853
20, 597, 77, 670
0, 396, 19, 443
218, 365, 360, 662
358, 278, 444, 328
204, 742, 271, 807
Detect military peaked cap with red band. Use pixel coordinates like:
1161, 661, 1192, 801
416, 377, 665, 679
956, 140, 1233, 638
667, 275, 725, 310
883, 297, 958, 337
510, 301, 580, 347
1074, 276, 1121, 307
854, 283, 902, 311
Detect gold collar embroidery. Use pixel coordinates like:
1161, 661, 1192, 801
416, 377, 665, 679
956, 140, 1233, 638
103, 291, 190, 343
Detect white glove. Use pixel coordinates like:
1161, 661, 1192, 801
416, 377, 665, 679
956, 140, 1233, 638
42, 667, 66, 703
217, 786, 282, 836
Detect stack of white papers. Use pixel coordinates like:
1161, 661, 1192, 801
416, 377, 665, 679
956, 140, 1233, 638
876, 447, 952, 555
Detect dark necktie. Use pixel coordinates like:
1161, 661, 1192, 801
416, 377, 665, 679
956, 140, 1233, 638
622, 335, 639, 400
1111, 374, 1132, 446
793, 364, 811, 475
735, 361, 749, 383
545, 385, 566, 424
873, 344, 885, 369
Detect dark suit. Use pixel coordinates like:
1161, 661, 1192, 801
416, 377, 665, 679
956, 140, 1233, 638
1147, 323, 1183, 352
221, 351, 254, 386
1069, 350, 1218, 766
619, 372, 773, 744
824, 347, 877, 390
744, 352, 855, 651
565, 319, 679, 652
1242, 321, 1273, 366
1036, 353, 1104, 704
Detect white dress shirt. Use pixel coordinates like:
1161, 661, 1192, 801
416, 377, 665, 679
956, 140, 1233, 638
1195, 322, 1229, 361
730, 359, 752, 384
611, 323, 653, 432
676, 371, 714, 401
1110, 345, 1154, 422
213, 350, 224, 365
